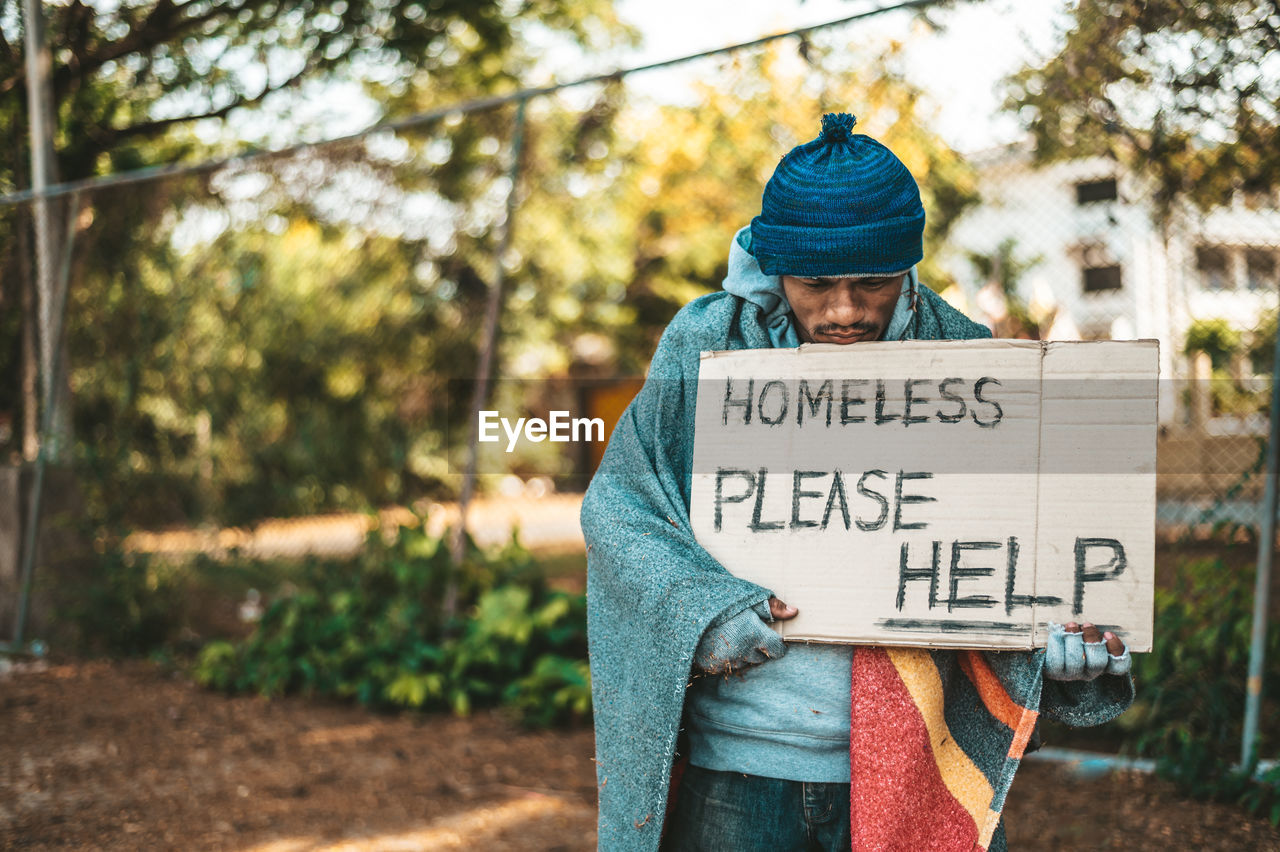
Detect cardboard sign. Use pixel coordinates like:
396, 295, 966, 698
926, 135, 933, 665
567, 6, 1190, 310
689, 340, 1157, 651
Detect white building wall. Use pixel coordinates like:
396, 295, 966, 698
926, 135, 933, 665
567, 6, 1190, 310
943, 144, 1280, 424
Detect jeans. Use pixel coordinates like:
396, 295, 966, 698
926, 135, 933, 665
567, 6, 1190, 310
663, 764, 851, 852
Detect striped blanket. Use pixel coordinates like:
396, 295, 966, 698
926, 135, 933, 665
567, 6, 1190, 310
852, 648, 1043, 851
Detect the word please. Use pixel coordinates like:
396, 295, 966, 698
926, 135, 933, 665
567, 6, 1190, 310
478, 410, 605, 452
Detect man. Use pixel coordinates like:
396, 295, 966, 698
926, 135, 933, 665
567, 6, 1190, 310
580, 113, 1133, 852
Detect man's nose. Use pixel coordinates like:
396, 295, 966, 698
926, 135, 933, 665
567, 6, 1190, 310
828, 282, 863, 325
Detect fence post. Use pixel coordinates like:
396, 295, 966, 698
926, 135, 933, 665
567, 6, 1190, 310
12, 192, 80, 650
446, 97, 529, 618
22, 0, 69, 462
1241, 304, 1280, 770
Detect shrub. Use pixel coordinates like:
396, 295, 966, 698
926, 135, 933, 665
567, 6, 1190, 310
192, 515, 590, 726
1120, 556, 1280, 824
59, 543, 192, 656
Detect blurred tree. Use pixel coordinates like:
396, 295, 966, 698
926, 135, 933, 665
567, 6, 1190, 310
1, 6, 975, 525
0, 0, 630, 523
1248, 309, 1277, 377
320, 36, 979, 482
519, 40, 977, 368
1006, 0, 1280, 226
1184, 318, 1243, 371
77, 214, 416, 524
966, 237, 1044, 339
0, 0, 626, 188
1184, 318, 1268, 417
0, 2, 626, 433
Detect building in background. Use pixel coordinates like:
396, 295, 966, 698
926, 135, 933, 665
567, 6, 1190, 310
943, 143, 1280, 426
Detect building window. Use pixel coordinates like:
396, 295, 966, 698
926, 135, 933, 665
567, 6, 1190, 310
1082, 265, 1123, 292
1071, 240, 1123, 294
1246, 248, 1277, 291
1076, 178, 1118, 204
1196, 246, 1230, 291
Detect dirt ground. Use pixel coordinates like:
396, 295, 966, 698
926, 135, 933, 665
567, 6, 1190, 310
2, 659, 1277, 852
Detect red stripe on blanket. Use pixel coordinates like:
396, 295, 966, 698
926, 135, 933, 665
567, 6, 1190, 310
1008, 711, 1038, 760
851, 647, 981, 852
958, 650, 1027, 731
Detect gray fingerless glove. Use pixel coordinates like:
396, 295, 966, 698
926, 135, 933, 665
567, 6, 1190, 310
1044, 623, 1131, 681
693, 598, 786, 674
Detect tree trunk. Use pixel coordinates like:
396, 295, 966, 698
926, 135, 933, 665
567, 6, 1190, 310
18, 205, 39, 463
0, 465, 20, 639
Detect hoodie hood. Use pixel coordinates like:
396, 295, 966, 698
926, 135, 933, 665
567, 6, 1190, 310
722, 226, 918, 347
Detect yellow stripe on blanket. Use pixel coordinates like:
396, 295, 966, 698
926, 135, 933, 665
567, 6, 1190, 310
979, 808, 1001, 850
886, 648, 995, 827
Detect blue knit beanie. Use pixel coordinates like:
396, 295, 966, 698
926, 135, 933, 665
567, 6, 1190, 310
749, 113, 925, 277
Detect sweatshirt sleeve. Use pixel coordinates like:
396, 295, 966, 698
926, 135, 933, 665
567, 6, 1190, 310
692, 598, 786, 673
1039, 672, 1135, 726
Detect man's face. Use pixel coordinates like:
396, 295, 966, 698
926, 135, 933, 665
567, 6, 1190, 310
780, 273, 906, 344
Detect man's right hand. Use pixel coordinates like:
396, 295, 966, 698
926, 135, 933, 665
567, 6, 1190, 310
692, 597, 796, 674
767, 597, 798, 621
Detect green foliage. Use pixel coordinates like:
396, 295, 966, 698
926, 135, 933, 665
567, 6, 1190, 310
43, 33, 979, 527
965, 237, 1044, 338
0, 0, 629, 520
1182, 318, 1269, 416
1119, 557, 1280, 823
1248, 310, 1277, 378
1184, 319, 1243, 368
59, 544, 192, 656
192, 518, 591, 726
2, 4, 981, 530
0, 0, 625, 191
70, 218, 469, 526
1007, 0, 1280, 225
504, 654, 593, 728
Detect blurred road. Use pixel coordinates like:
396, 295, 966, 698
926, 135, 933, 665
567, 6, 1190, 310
124, 494, 588, 561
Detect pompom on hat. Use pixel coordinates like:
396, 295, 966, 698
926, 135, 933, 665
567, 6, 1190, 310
749, 112, 925, 277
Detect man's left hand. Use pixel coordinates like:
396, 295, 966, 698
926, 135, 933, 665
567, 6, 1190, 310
1044, 622, 1130, 681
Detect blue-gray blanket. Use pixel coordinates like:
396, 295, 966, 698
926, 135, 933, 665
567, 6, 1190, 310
580, 285, 1133, 851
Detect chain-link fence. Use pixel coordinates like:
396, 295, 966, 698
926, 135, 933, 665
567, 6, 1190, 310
947, 149, 1280, 534
1, 0, 1276, 775
1, 4, 1273, 534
